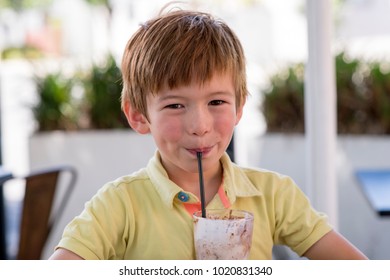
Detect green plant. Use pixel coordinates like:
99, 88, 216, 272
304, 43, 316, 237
0, 0, 52, 11
262, 63, 305, 133
83, 55, 128, 129
1, 45, 43, 60
334, 53, 363, 133
262, 52, 390, 134
361, 62, 390, 133
32, 55, 130, 132
33, 72, 78, 131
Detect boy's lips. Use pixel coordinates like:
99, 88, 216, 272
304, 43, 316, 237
188, 146, 213, 155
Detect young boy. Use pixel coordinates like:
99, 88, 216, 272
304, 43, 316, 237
50, 8, 367, 260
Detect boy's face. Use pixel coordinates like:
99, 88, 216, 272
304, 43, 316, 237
126, 72, 244, 178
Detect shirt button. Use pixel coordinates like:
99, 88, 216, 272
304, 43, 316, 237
178, 191, 189, 202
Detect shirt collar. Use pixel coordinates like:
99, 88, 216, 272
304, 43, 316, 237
146, 151, 182, 208
146, 151, 262, 208
219, 153, 262, 204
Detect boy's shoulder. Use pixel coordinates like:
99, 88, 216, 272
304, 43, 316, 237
233, 162, 294, 183
100, 167, 152, 194
230, 163, 300, 194
221, 153, 300, 195
241, 165, 292, 181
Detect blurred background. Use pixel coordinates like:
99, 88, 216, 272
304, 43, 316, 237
1, 0, 390, 259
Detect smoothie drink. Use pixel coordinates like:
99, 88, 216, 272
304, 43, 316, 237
193, 209, 254, 260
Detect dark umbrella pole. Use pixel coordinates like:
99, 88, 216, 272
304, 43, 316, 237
0, 79, 6, 259
0, 77, 3, 259
226, 134, 235, 163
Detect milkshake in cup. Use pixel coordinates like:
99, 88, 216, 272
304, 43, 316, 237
193, 209, 254, 260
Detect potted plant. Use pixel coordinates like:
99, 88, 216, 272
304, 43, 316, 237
82, 55, 128, 129
262, 52, 390, 134
31, 55, 128, 131
32, 72, 78, 131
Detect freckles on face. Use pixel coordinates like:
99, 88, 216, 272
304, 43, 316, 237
151, 115, 183, 145
215, 109, 237, 135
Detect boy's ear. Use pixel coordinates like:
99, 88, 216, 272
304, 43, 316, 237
123, 101, 150, 134
235, 98, 246, 125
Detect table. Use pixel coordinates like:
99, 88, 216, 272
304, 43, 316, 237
0, 166, 13, 259
355, 170, 390, 217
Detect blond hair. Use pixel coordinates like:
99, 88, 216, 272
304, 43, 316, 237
121, 9, 248, 118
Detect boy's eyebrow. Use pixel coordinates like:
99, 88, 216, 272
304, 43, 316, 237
211, 90, 235, 95
205, 90, 236, 98
156, 94, 184, 102
157, 90, 235, 101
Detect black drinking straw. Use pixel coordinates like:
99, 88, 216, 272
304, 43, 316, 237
197, 152, 206, 218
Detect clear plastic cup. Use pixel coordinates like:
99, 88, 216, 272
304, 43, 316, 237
193, 209, 254, 260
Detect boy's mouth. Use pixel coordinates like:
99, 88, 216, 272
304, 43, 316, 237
188, 147, 212, 155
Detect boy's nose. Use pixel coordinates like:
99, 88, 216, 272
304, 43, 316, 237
188, 108, 211, 136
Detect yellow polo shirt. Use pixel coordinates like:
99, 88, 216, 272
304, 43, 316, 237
56, 151, 332, 259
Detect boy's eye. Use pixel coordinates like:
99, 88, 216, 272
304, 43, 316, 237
209, 100, 225, 106
165, 104, 183, 109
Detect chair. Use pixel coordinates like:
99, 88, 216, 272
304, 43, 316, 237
6, 165, 77, 259
0, 167, 14, 259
